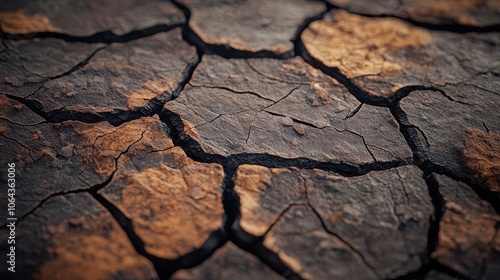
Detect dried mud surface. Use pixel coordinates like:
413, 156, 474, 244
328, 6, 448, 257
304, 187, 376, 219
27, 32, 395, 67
0, 1, 499, 280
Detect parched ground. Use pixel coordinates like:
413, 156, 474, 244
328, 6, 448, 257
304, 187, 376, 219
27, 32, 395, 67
0, 0, 499, 279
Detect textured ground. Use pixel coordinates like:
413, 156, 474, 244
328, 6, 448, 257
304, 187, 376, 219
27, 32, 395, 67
0, 0, 499, 279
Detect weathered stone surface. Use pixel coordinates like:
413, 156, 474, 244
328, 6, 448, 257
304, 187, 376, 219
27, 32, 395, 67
264, 205, 378, 280
171, 242, 282, 280
326, 0, 500, 27
0, 39, 104, 98
235, 164, 433, 279
302, 10, 500, 97
178, 0, 325, 54
464, 129, 500, 193
0, 0, 184, 36
0, 193, 157, 280
0, 95, 171, 221
166, 55, 411, 164
0, 94, 45, 125
432, 175, 500, 279
399, 86, 500, 185
100, 141, 224, 259
234, 165, 307, 236
30, 29, 197, 114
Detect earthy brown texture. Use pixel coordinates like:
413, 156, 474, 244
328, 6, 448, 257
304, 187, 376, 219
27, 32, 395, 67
178, 0, 325, 54
166, 55, 411, 164
432, 175, 500, 279
101, 145, 225, 259
0, 0, 184, 36
0, 193, 157, 280
399, 86, 500, 182
327, 0, 500, 27
464, 129, 500, 192
0, 95, 171, 221
0, 39, 105, 98
171, 243, 282, 280
1, 1, 498, 279
302, 10, 499, 97
235, 165, 433, 279
29, 29, 197, 114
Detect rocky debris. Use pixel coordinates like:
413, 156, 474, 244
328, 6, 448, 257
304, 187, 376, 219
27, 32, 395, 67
0, 39, 104, 98
0, 193, 158, 280
432, 175, 500, 279
28, 29, 197, 115
0, 95, 173, 220
234, 164, 433, 279
171, 242, 282, 280
399, 85, 500, 187
0, 0, 184, 36
166, 55, 411, 164
326, 0, 500, 27
301, 10, 500, 98
100, 143, 224, 259
177, 0, 325, 55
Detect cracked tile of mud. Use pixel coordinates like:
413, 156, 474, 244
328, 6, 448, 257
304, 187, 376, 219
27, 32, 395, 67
178, 0, 324, 54
165, 55, 411, 164
0, 0, 184, 36
29, 28, 196, 115
0, 193, 157, 280
171, 242, 282, 280
326, 0, 500, 27
0, 96, 172, 221
301, 10, 500, 98
399, 86, 500, 193
99, 136, 224, 259
431, 175, 500, 279
0, 39, 104, 98
234, 165, 433, 279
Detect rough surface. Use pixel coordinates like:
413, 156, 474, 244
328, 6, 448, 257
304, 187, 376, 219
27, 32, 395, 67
171, 242, 282, 280
235, 165, 433, 279
30, 29, 197, 114
432, 175, 500, 279
326, 0, 500, 27
178, 0, 325, 54
0, 95, 170, 221
399, 86, 500, 188
0, 39, 105, 98
464, 129, 500, 192
0, 0, 184, 36
1, 2, 499, 280
166, 55, 411, 164
302, 10, 500, 97
0, 193, 158, 280
100, 141, 224, 259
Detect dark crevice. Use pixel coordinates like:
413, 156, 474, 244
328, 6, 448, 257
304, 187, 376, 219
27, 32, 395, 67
170, 0, 293, 59
387, 173, 468, 280
325, 2, 500, 34
291, 3, 330, 58
390, 102, 500, 214
298, 43, 442, 107
229, 230, 303, 280
0, 23, 183, 44
90, 190, 228, 280
159, 109, 411, 177
162, 98, 305, 278
4, 53, 200, 126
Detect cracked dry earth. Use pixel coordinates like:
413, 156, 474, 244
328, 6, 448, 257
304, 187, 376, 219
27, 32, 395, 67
0, 0, 499, 280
